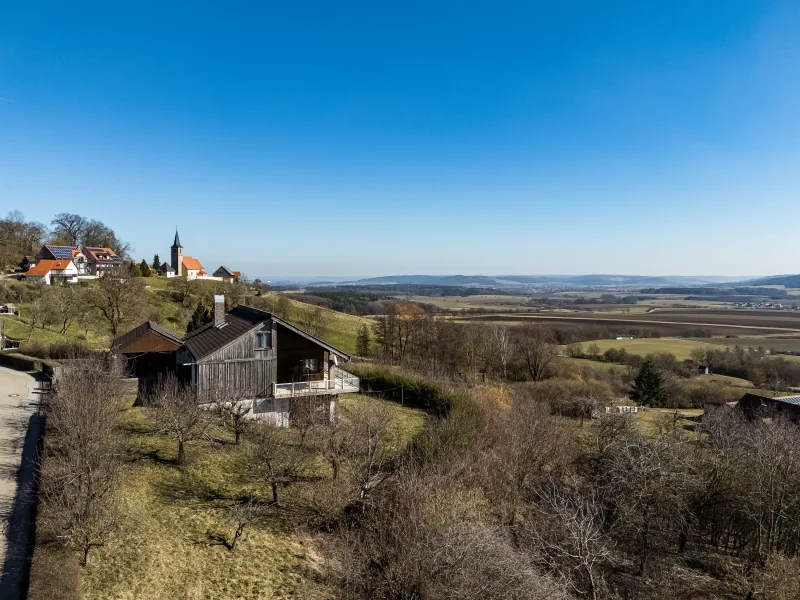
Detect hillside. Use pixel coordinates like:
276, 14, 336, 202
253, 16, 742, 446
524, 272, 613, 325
748, 274, 800, 288
350, 274, 748, 288
1, 278, 370, 355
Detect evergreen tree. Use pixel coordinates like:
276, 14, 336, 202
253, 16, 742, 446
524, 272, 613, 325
152, 253, 161, 272
139, 259, 152, 277
629, 358, 667, 406
187, 302, 212, 333
128, 261, 142, 277
356, 323, 371, 357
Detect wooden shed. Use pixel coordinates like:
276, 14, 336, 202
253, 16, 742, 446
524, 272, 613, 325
112, 320, 184, 380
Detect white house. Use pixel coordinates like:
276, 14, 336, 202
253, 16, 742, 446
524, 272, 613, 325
23, 259, 79, 285
160, 262, 176, 278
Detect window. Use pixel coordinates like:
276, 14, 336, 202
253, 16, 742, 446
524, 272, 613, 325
256, 331, 272, 349
301, 358, 318, 373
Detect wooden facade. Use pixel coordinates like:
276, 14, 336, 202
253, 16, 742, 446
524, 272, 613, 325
194, 321, 278, 401
276, 324, 327, 383
114, 302, 355, 425
111, 321, 185, 400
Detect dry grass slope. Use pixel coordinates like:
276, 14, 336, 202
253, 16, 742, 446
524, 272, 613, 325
58, 393, 424, 600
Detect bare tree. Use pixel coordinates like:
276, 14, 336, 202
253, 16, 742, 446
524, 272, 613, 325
340, 401, 394, 503
43, 285, 81, 333
226, 497, 260, 551
50, 212, 88, 246
523, 483, 612, 600
0, 211, 45, 267
337, 464, 572, 600
319, 424, 348, 481
39, 359, 124, 566
290, 391, 331, 444
301, 306, 330, 338
514, 324, 560, 381
168, 276, 198, 306
150, 377, 211, 465
490, 324, 512, 379
214, 383, 252, 445
26, 297, 46, 341
491, 395, 577, 527
588, 418, 693, 576
250, 423, 308, 505
89, 274, 147, 341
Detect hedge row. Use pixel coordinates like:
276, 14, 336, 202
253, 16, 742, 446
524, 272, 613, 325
346, 362, 453, 417
0, 351, 61, 378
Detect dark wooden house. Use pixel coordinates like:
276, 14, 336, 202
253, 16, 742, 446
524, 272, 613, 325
736, 393, 800, 422
113, 296, 358, 425
111, 320, 185, 397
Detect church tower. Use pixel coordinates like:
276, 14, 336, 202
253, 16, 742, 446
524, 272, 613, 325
171, 229, 183, 277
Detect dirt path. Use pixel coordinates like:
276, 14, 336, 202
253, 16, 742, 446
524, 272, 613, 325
0, 367, 45, 599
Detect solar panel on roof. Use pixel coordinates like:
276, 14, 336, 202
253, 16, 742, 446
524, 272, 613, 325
49, 246, 79, 259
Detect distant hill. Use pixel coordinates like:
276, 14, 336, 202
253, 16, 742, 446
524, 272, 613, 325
348, 274, 749, 288
747, 274, 800, 288
352, 275, 502, 287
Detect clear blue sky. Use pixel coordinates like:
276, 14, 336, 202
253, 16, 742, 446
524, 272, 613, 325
1, 1, 798, 278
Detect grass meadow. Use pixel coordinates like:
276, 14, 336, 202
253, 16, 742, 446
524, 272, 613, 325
38, 392, 425, 600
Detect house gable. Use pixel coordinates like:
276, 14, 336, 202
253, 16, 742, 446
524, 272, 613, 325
112, 321, 184, 354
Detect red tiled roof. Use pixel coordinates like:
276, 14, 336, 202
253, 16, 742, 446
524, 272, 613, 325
182, 256, 203, 271
25, 259, 73, 277
83, 247, 118, 262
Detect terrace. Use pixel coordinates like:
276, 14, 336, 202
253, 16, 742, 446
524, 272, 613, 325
274, 366, 359, 398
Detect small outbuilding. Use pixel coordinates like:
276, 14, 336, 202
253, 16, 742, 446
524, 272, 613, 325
111, 321, 185, 398
159, 261, 176, 278
19, 256, 36, 271
212, 266, 241, 282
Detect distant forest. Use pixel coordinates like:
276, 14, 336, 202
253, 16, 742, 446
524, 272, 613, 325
641, 286, 788, 297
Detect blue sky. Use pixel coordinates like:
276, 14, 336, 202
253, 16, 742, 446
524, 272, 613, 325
1, 1, 799, 278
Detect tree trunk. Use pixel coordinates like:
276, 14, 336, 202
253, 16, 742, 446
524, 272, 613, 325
271, 481, 279, 505
177, 440, 185, 465
638, 509, 650, 576
234, 428, 241, 445
82, 545, 91, 567
230, 524, 245, 551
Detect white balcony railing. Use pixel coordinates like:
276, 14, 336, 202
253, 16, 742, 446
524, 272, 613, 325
274, 367, 359, 398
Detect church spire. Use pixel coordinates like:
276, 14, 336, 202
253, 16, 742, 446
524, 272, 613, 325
172, 228, 182, 249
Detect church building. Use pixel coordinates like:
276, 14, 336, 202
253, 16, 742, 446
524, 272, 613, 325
167, 229, 206, 279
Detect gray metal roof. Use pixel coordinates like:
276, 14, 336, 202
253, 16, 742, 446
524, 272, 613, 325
776, 395, 800, 406
181, 304, 351, 362
160, 261, 175, 272
183, 312, 265, 360
172, 229, 182, 248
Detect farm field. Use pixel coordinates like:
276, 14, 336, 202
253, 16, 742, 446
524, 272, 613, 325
458, 309, 800, 337
634, 408, 703, 434
573, 338, 720, 361
688, 335, 800, 353
696, 373, 755, 388
399, 294, 531, 311
567, 357, 630, 374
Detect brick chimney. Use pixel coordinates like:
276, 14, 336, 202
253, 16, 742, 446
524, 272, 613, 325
214, 295, 225, 327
